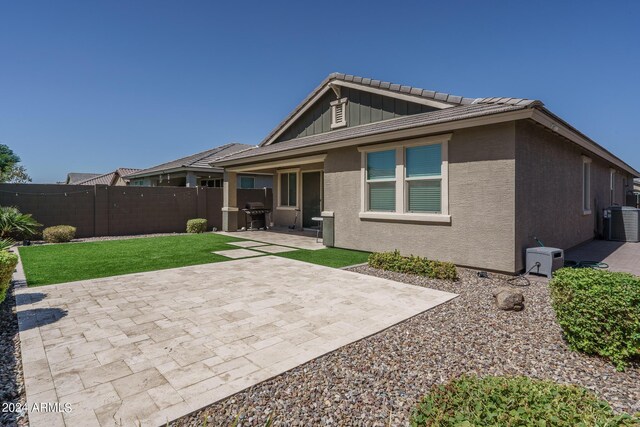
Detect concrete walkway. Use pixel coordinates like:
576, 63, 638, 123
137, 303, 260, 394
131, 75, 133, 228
16, 256, 456, 427
565, 240, 640, 276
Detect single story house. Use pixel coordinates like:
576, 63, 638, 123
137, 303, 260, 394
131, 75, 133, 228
74, 168, 141, 186
216, 73, 639, 274
124, 143, 272, 189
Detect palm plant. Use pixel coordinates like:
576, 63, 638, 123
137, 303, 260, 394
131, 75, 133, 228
0, 206, 41, 240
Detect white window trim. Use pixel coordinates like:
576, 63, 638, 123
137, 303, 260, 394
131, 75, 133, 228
277, 168, 300, 210
582, 156, 592, 215
330, 98, 348, 129
358, 134, 451, 223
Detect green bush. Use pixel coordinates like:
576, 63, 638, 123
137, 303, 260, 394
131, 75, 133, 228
186, 218, 208, 234
411, 375, 640, 427
0, 250, 18, 304
42, 225, 76, 243
550, 268, 640, 371
368, 250, 458, 280
0, 206, 41, 240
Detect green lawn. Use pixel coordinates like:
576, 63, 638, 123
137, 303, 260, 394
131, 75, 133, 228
19, 233, 248, 286
276, 247, 370, 268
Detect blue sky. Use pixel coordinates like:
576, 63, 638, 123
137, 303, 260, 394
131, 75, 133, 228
1, 1, 639, 183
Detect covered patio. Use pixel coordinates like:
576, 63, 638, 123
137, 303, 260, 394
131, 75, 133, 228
221, 154, 327, 233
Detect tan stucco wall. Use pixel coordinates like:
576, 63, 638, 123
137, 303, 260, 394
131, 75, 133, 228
514, 120, 634, 271
323, 122, 518, 272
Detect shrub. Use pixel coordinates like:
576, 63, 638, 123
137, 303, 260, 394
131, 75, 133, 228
410, 375, 640, 426
0, 250, 18, 304
42, 225, 76, 243
0, 206, 41, 240
550, 268, 640, 371
368, 250, 458, 280
186, 218, 208, 233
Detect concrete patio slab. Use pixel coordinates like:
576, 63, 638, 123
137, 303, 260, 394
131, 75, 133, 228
212, 248, 264, 259
228, 241, 268, 248
16, 256, 456, 427
252, 245, 296, 254
216, 230, 324, 250
565, 240, 640, 276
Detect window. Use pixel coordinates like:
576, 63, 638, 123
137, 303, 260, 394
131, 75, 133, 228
366, 150, 396, 211
279, 171, 297, 207
200, 178, 223, 188
131, 179, 145, 186
359, 135, 450, 222
582, 157, 591, 214
406, 144, 442, 213
330, 98, 348, 129
610, 168, 616, 205
239, 176, 255, 189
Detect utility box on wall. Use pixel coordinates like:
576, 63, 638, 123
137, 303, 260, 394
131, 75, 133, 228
526, 247, 564, 278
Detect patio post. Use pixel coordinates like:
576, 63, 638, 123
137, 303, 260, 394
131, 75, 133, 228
222, 171, 238, 231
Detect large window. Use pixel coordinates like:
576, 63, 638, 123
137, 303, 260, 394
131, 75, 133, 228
406, 144, 442, 213
239, 176, 255, 189
366, 150, 396, 211
279, 171, 297, 207
360, 135, 450, 222
582, 157, 591, 214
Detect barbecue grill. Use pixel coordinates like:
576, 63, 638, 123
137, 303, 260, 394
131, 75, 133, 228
242, 202, 271, 230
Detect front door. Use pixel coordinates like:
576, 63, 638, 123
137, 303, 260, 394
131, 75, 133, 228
302, 171, 322, 228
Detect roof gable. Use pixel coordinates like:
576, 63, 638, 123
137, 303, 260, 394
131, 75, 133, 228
260, 72, 539, 147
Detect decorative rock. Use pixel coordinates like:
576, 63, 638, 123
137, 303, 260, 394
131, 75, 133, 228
494, 287, 525, 311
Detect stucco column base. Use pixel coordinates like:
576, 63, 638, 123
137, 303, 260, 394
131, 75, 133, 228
222, 207, 239, 232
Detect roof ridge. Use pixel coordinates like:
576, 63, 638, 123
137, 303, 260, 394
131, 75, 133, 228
259, 73, 540, 146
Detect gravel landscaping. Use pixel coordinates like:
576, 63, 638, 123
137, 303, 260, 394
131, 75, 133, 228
171, 266, 640, 426
0, 284, 28, 427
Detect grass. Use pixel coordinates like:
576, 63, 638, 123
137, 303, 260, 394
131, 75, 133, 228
276, 247, 370, 268
18, 233, 248, 286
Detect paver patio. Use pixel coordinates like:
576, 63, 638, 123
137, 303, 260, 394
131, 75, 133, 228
216, 230, 325, 250
16, 256, 456, 427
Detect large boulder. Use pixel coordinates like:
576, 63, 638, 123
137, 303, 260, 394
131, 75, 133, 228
493, 287, 525, 311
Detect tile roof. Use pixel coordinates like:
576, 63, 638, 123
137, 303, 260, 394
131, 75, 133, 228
219, 103, 527, 163
66, 172, 100, 184
75, 168, 141, 185
125, 143, 253, 178
76, 171, 116, 185
259, 72, 541, 146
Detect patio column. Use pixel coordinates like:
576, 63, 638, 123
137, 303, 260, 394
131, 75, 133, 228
222, 171, 238, 231
185, 171, 198, 188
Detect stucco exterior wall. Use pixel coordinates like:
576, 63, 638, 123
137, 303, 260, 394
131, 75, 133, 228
514, 120, 633, 271
323, 122, 518, 272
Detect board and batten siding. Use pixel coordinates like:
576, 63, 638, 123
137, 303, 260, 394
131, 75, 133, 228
275, 87, 438, 143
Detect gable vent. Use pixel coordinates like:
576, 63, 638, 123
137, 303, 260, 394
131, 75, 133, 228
331, 98, 348, 129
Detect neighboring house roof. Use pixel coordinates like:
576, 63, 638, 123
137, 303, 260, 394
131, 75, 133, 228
66, 172, 100, 184
75, 168, 141, 185
259, 72, 540, 147
125, 143, 253, 179
218, 73, 639, 177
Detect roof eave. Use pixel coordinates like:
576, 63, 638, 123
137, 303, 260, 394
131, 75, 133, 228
125, 166, 224, 179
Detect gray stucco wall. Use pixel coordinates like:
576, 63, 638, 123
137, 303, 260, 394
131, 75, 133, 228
514, 120, 633, 271
323, 122, 518, 272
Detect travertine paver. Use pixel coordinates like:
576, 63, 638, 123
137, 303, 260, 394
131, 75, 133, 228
252, 245, 295, 254
228, 241, 268, 248
16, 256, 456, 427
216, 230, 325, 250
212, 248, 264, 259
